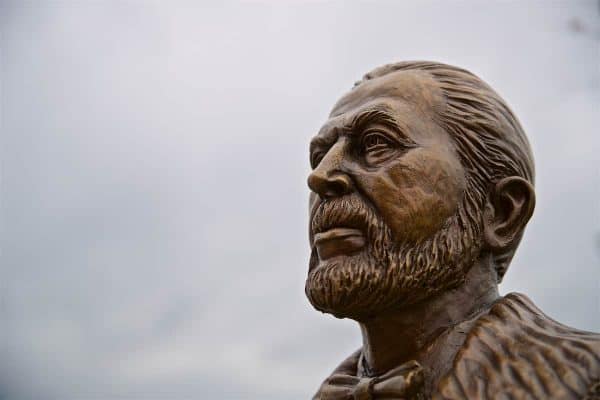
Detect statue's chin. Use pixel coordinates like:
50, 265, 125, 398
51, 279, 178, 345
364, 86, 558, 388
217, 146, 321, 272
305, 252, 472, 321
305, 252, 408, 321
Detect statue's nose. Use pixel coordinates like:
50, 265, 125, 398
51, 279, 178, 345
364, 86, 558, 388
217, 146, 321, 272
308, 171, 353, 199
307, 142, 353, 199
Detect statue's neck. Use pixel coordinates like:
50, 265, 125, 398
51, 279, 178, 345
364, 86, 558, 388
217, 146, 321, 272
358, 253, 500, 376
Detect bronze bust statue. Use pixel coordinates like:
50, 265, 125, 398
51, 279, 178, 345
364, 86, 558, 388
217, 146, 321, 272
305, 61, 600, 400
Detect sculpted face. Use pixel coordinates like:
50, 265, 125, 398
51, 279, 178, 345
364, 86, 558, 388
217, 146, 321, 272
305, 70, 482, 320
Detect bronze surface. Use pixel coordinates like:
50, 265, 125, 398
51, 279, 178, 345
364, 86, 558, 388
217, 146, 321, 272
306, 61, 600, 400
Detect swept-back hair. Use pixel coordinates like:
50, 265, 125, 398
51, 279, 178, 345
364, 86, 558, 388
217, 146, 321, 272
354, 61, 535, 281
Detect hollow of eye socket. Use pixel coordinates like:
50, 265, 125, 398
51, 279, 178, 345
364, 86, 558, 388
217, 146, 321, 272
364, 136, 387, 150
362, 131, 394, 153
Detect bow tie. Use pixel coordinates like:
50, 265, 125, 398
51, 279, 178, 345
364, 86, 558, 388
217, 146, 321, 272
313, 357, 426, 400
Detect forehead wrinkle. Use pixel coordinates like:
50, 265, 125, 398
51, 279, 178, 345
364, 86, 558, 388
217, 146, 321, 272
332, 69, 446, 121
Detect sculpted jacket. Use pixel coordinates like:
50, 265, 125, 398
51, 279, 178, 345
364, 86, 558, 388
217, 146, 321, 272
313, 293, 600, 400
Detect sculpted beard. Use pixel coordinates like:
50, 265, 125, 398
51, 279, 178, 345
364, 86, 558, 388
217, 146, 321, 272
305, 193, 482, 320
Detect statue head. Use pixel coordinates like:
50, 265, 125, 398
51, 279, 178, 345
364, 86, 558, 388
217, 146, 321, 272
305, 61, 535, 321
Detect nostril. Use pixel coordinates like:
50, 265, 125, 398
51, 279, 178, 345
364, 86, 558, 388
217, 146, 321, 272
330, 174, 352, 195
329, 181, 346, 195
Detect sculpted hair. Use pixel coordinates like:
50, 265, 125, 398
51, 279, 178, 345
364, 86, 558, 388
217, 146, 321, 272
354, 61, 535, 281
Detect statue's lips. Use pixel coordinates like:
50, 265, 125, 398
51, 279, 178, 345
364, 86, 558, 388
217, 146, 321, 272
313, 228, 366, 260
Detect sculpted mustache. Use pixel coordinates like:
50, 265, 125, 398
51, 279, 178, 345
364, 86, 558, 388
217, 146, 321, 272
310, 195, 383, 239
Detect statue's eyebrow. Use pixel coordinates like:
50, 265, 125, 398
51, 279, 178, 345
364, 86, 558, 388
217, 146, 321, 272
345, 105, 413, 145
348, 106, 397, 130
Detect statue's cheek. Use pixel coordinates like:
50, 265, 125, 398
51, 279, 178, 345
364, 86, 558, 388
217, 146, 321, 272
362, 149, 465, 243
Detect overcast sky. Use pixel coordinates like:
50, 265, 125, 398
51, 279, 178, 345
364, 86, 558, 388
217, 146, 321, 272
1, 1, 599, 399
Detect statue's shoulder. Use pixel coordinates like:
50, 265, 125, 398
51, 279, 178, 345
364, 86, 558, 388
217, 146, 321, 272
436, 293, 600, 400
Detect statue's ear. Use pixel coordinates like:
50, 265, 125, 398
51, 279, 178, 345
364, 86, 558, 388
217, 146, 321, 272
484, 176, 535, 251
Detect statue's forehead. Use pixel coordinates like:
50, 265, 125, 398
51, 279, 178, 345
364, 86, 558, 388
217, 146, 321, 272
330, 69, 445, 119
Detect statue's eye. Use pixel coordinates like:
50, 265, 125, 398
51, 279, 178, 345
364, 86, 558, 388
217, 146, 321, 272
362, 132, 393, 153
